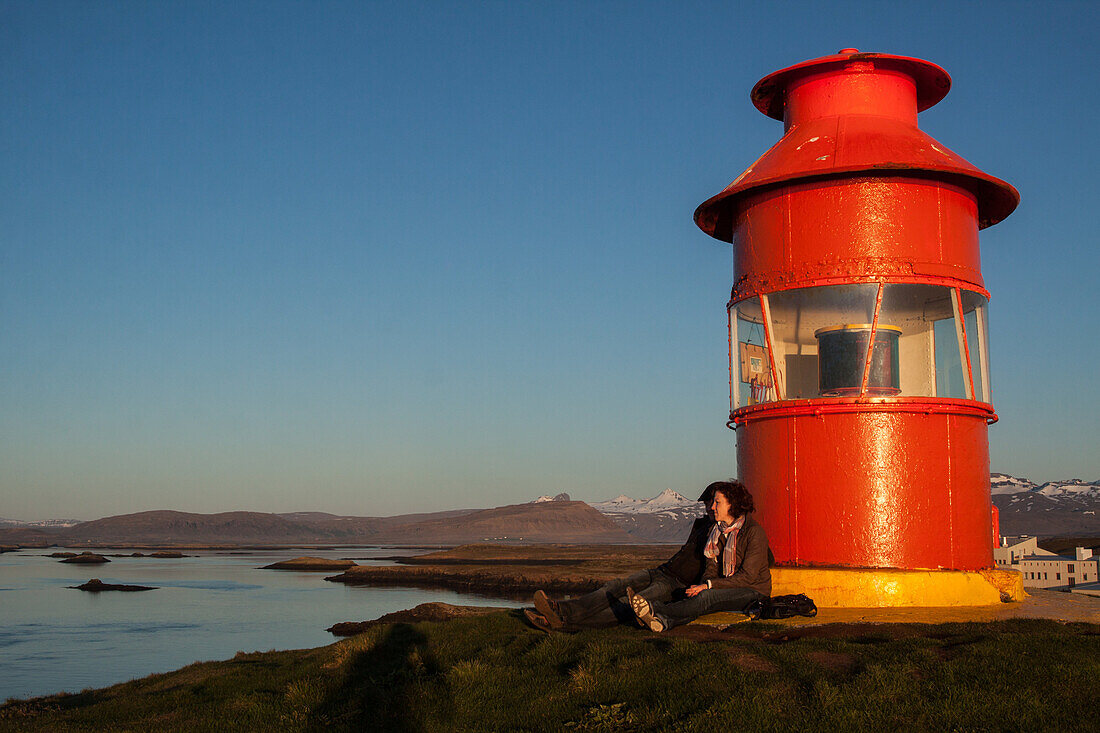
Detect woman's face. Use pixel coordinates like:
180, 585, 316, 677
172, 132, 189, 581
708, 491, 736, 523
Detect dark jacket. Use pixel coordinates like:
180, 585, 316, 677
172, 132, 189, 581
659, 515, 771, 596
658, 517, 712, 585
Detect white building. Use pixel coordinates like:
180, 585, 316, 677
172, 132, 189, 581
995, 538, 1099, 590
994, 536, 1051, 566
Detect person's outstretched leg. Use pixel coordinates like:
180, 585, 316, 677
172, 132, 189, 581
647, 587, 766, 630
549, 568, 678, 629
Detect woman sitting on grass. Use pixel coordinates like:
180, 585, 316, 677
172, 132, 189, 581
629, 481, 770, 632
526, 480, 770, 633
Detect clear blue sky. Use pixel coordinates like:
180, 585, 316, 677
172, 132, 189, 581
2, 1, 1097, 520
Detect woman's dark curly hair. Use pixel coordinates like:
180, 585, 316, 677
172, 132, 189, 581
697, 480, 755, 517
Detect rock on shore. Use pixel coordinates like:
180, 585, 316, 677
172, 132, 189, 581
327, 602, 507, 636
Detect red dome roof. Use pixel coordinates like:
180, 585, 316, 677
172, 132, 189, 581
695, 50, 1019, 242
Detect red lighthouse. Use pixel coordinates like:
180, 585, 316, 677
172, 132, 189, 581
695, 50, 1020, 604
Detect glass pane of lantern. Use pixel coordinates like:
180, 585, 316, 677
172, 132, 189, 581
731, 297, 775, 406
963, 307, 983, 401
959, 290, 991, 404
763, 284, 880, 398
878, 284, 990, 401
878, 284, 954, 398
934, 315, 967, 398
977, 301, 992, 403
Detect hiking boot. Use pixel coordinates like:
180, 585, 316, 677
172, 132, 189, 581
533, 590, 565, 629
523, 608, 554, 633
626, 587, 666, 633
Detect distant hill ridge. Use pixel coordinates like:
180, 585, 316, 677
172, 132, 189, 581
3, 474, 1094, 546
0, 502, 629, 546
67, 510, 329, 543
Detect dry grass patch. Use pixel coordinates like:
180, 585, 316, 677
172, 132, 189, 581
805, 649, 859, 674
725, 648, 779, 673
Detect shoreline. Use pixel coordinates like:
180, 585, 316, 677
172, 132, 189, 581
324, 565, 601, 598
324, 543, 678, 598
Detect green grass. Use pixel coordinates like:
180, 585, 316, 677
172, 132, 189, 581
2, 615, 1097, 732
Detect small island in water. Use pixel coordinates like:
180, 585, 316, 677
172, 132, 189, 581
261, 556, 357, 571
58, 552, 110, 564
70, 578, 156, 592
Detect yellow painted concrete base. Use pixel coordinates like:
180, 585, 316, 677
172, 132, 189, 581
768, 567, 1026, 608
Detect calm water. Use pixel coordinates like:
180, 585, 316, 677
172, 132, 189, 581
0, 547, 519, 701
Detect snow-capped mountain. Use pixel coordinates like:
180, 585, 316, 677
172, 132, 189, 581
593, 494, 645, 511
591, 489, 702, 516
590, 489, 705, 542
991, 473, 1100, 500
992, 475, 1099, 536
990, 473, 1035, 495
1036, 480, 1100, 500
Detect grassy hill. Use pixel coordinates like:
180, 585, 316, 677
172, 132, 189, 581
1, 613, 1096, 731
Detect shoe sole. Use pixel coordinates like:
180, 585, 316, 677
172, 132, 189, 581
627, 588, 666, 633
523, 608, 553, 633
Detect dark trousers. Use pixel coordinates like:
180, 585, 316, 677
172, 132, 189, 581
650, 586, 766, 628
556, 568, 684, 629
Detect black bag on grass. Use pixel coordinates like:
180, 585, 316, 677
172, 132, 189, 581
746, 593, 818, 620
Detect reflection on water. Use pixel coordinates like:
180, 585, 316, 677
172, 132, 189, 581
0, 548, 519, 701
145, 579, 265, 590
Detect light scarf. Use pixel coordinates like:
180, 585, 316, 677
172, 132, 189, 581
703, 514, 745, 578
